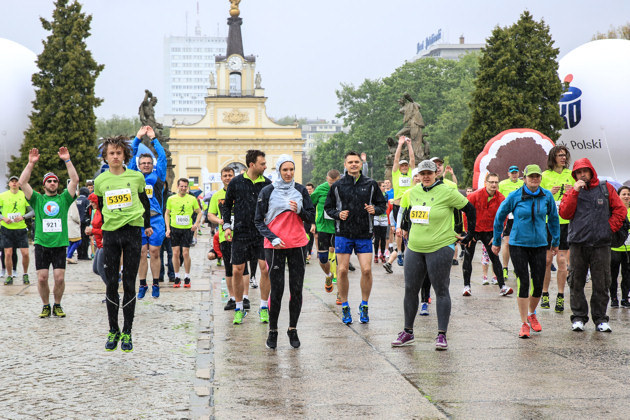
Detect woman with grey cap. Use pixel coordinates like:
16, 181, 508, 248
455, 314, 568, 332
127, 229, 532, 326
392, 160, 475, 350
255, 154, 315, 349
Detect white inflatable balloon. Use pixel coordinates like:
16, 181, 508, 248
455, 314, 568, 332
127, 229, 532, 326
0, 38, 37, 186
557, 39, 630, 186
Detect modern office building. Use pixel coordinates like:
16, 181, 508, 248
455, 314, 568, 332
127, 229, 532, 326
301, 120, 346, 152
412, 35, 484, 61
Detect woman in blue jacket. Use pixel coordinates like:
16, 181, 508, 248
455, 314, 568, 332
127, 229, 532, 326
492, 164, 560, 339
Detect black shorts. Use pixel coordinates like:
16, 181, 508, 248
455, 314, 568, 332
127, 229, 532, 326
502, 219, 514, 237
231, 238, 264, 266
170, 227, 193, 248
317, 232, 335, 252
1, 226, 29, 249
547, 223, 569, 251
34, 244, 67, 270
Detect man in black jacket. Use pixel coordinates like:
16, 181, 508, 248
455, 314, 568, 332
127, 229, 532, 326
223, 150, 272, 325
324, 151, 387, 325
76, 187, 91, 260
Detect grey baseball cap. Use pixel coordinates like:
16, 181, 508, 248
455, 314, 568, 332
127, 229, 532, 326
417, 160, 437, 173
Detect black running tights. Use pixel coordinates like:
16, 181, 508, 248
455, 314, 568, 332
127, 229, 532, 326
265, 247, 305, 330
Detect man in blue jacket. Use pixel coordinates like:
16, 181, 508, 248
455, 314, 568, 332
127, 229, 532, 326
128, 126, 167, 299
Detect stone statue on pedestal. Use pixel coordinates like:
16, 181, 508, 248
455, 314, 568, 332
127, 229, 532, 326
138, 89, 175, 187
255, 72, 262, 89
209, 72, 216, 88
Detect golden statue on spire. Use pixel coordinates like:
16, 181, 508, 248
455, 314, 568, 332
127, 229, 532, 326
229, 0, 241, 17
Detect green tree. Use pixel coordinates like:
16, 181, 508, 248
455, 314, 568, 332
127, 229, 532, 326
96, 115, 141, 141
592, 22, 630, 40
9, 0, 103, 187
312, 54, 479, 185
460, 11, 564, 183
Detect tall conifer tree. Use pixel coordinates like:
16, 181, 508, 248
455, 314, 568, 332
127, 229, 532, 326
460, 11, 564, 182
9, 0, 103, 187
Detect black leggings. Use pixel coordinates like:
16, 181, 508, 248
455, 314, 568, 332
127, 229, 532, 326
265, 247, 305, 330
462, 231, 504, 287
103, 225, 142, 333
420, 274, 431, 303
373, 226, 387, 255
509, 245, 546, 298
610, 250, 630, 301
1, 248, 18, 270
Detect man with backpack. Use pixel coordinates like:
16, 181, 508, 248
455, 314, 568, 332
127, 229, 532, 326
559, 158, 626, 333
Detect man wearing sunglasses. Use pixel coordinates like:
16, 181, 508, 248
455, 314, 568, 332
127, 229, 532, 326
18, 147, 79, 318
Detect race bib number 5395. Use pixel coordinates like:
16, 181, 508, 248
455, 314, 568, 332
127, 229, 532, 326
105, 188, 132, 210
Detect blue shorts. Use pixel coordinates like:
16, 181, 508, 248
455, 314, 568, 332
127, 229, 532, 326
335, 236, 373, 255
142, 214, 165, 247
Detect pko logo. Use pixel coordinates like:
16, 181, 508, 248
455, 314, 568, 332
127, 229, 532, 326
44, 201, 60, 217
559, 74, 581, 129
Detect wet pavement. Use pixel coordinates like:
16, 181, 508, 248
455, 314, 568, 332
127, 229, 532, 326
2, 233, 630, 418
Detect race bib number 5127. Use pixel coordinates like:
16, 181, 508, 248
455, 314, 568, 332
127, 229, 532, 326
410, 205, 431, 224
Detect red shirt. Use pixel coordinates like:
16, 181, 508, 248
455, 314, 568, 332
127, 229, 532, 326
467, 188, 505, 232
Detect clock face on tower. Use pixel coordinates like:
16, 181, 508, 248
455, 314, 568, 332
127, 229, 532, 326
227, 55, 243, 71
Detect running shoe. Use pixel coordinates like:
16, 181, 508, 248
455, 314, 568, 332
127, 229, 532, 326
419, 302, 429, 316
4, 276, 13, 285
435, 333, 448, 350
541, 295, 550, 309
137, 285, 148, 299
572, 321, 585, 331
120, 332, 133, 352
391, 331, 414, 347
349, 262, 356, 271
358, 303, 369, 323
152, 284, 160, 299
243, 298, 251, 310
550, 263, 557, 272
611, 298, 620, 308
621, 299, 630, 308
596, 322, 612, 332
22, 274, 29, 285
502, 267, 508, 281
555, 296, 565, 313
397, 255, 404, 266
335, 293, 342, 305
105, 330, 120, 351
383, 262, 393, 274
462, 285, 471, 296
250, 276, 258, 289
183, 278, 191, 288
224, 299, 236, 311
380, 255, 386, 263
52, 304, 66, 318
499, 285, 513, 296
216, 257, 222, 267
324, 273, 334, 293
173, 277, 181, 288
233, 309, 245, 325
266, 330, 278, 349
374, 256, 378, 264
342, 306, 352, 324
332, 277, 337, 284
452, 259, 458, 266
482, 275, 489, 285
259, 307, 269, 324
519, 322, 530, 338
39, 304, 51, 318
527, 314, 542, 332
491, 276, 498, 285
287, 329, 300, 348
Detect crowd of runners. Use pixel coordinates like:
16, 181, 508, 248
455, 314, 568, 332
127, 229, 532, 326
2, 133, 629, 352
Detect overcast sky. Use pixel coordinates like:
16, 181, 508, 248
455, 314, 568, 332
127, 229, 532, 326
2, 0, 629, 122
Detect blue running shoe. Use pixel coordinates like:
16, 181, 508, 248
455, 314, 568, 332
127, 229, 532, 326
342, 306, 352, 324
397, 255, 404, 266
137, 285, 148, 299
358, 303, 369, 323
419, 302, 429, 316
152, 284, 160, 299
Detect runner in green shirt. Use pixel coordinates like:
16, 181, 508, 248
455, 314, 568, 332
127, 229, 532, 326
18, 147, 79, 319
498, 165, 524, 281
165, 178, 202, 288
0, 176, 34, 285
391, 136, 416, 267
540, 145, 574, 312
95, 136, 152, 352
309, 169, 340, 293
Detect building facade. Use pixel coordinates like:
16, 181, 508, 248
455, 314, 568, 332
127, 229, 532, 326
301, 119, 346, 152
168, 5, 304, 193
412, 35, 484, 61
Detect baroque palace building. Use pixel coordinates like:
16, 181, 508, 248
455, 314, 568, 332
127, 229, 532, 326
168, 2, 303, 192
